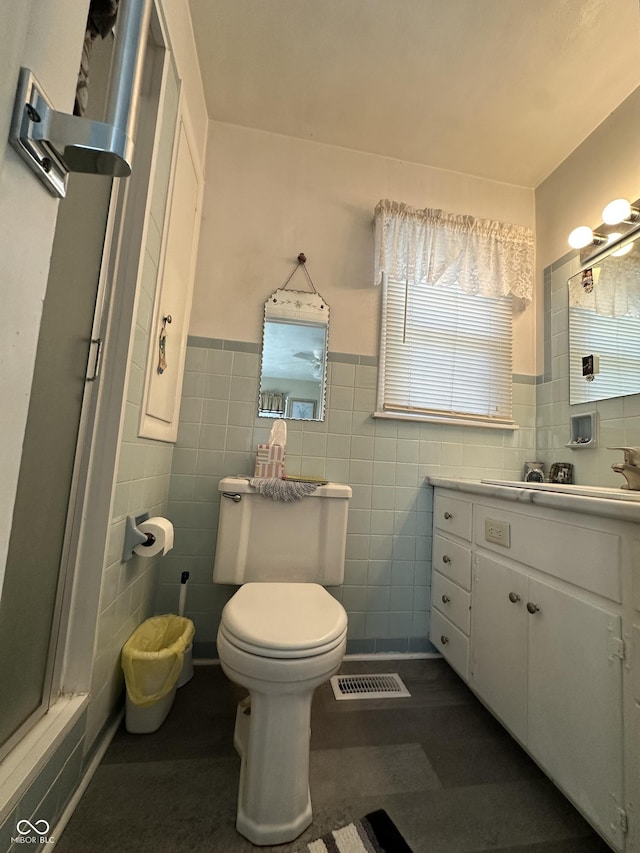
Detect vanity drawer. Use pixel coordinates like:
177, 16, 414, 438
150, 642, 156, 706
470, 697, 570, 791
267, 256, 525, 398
433, 534, 472, 591
432, 570, 471, 634
434, 493, 472, 541
430, 608, 469, 681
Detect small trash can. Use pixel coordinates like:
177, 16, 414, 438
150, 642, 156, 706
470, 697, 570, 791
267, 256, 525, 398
121, 614, 195, 733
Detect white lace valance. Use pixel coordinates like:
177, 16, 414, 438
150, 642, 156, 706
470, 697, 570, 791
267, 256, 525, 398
569, 255, 640, 318
374, 199, 534, 304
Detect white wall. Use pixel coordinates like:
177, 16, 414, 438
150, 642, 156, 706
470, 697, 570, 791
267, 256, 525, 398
159, 0, 208, 167
190, 122, 536, 374
536, 86, 640, 277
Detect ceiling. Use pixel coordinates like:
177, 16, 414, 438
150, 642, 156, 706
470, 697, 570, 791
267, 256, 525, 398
188, 0, 640, 188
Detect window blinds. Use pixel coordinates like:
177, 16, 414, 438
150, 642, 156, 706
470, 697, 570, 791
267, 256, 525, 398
378, 276, 514, 424
569, 306, 640, 403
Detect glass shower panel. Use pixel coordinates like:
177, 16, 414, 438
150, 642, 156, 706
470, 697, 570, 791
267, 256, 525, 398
0, 36, 114, 759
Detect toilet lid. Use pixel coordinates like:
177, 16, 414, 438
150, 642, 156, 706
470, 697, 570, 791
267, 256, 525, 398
220, 583, 348, 659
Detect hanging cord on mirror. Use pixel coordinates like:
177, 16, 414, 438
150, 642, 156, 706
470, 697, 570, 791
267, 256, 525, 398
281, 252, 317, 293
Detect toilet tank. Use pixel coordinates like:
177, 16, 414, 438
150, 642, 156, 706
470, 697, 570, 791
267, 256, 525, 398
213, 476, 351, 585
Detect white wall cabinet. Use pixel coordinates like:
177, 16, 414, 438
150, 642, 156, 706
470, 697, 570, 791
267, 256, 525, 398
139, 83, 204, 442
430, 480, 637, 852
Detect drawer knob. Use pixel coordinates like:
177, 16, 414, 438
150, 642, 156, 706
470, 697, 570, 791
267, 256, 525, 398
441, 594, 450, 604
442, 555, 451, 564
444, 511, 453, 520
526, 601, 540, 615
440, 634, 449, 645
508, 592, 521, 603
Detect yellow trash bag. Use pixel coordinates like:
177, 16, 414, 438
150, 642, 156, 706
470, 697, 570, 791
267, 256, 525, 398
121, 615, 195, 708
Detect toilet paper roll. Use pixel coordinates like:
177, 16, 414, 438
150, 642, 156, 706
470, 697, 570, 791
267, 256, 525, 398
133, 517, 174, 557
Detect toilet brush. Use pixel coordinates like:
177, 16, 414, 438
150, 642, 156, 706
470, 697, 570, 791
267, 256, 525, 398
177, 571, 194, 687
178, 570, 189, 617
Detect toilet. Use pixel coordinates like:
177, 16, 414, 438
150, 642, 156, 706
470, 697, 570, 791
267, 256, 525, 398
213, 476, 351, 846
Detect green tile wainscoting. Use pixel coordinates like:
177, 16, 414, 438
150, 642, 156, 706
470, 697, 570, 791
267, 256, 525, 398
156, 338, 538, 659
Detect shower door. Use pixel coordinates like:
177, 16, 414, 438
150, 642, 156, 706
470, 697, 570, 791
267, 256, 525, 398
0, 174, 112, 758
0, 9, 176, 759
0, 37, 114, 760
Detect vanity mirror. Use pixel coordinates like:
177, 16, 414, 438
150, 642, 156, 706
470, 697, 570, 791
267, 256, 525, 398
568, 230, 640, 404
258, 275, 329, 421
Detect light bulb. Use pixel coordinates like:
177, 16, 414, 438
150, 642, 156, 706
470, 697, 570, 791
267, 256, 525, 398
568, 226, 595, 249
612, 241, 634, 257
602, 198, 632, 225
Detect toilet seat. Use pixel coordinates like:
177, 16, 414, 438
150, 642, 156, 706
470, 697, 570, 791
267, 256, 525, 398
220, 582, 347, 659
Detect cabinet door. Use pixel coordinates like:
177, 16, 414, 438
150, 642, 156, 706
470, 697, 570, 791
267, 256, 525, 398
527, 578, 624, 849
140, 107, 203, 441
470, 554, 528, 744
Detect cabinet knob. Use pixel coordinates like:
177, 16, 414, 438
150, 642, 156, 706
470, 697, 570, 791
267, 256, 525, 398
526, 601, 540, 615
444, 511, 453, 520
508, 592, 521, 603
440, 634, 449, 645
442, 555, 451, 564
441, 594, 450, 604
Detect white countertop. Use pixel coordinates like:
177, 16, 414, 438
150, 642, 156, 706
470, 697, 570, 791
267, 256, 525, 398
425, 476, 640, 523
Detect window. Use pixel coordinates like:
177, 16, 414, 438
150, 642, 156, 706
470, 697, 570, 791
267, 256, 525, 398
374, 200, 533, 427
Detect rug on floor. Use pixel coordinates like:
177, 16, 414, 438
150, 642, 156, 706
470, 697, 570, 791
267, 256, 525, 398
299, 809, 413, 852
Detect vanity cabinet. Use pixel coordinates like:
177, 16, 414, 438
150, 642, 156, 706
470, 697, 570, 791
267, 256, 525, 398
429, 481, 636, 852
472, 552, 624, 844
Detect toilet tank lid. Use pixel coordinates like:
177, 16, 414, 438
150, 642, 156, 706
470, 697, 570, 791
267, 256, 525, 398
218, 476, 352, 499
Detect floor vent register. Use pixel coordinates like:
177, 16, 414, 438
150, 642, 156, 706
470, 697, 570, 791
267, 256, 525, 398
330, 673, 411, 701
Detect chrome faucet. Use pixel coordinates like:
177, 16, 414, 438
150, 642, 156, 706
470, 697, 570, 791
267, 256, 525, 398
609, 447, 640, 489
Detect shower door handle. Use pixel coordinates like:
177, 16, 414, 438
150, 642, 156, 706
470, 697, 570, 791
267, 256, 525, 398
86, 337, 103, 382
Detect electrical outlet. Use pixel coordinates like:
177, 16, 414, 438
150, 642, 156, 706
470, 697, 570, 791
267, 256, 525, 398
485, 518, 510, 547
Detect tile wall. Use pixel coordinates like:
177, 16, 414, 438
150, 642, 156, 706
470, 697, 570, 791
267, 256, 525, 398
158, 338, 537, 657
84, 68, 181, 749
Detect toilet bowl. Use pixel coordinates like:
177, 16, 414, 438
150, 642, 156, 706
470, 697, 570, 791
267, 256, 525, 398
217, 582, 347, 846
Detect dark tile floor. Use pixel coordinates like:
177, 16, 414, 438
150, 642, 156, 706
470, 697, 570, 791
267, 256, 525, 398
56, 659, 611, 853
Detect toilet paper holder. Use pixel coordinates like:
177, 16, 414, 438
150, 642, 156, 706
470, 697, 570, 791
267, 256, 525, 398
122, 512, 154, 562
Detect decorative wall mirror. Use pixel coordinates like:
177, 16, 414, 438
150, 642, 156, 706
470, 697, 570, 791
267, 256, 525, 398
258, 257, 329, 421
568, 229, 640, 404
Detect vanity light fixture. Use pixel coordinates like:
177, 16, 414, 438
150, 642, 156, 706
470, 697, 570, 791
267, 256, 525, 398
568, 226, 606, 250
611, 236, 634, 257
601, 197, 640, 226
